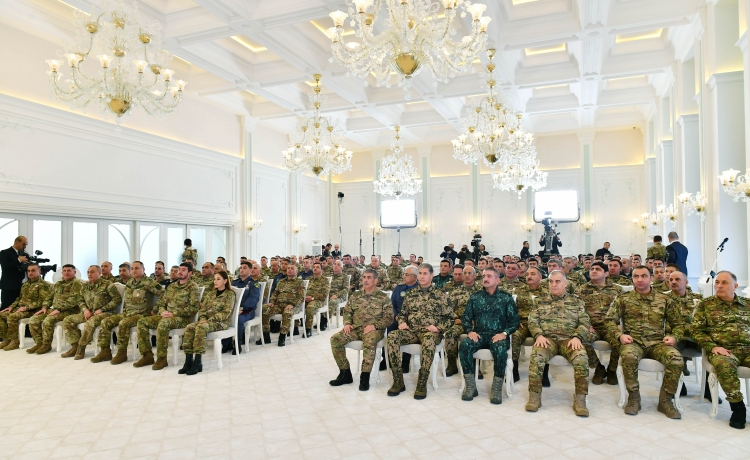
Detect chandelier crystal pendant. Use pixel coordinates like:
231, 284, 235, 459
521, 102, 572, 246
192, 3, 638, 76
328, 0, 491, 100
719, 168, 750, 202
677, 191, 707, 221
374, 126, 423, 197
282, 74, 353, 177
656, 204, 677, 227
45, 0, 187, 126
490, 130, 547, 198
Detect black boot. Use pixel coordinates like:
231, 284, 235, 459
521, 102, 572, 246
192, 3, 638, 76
221, 339, 233, 354
729, 401, 747, 429
680, 383, 688, 397
305, 329, 312, 338
278, 334, 286, 347
232, 343, 241, 355
293, 326, 300, 336
270, 319, 280, 333
178, 353, 193, 375
704, 374, 723, 404
542, 364, 551, 387
359, 371, 371, 391
401, 353, 411, 373
513, 360, 520, 383
186, 354, 202, 375
256, 332, 271, 345
320, 316, 328, 331
329, 368, 354, 386
683, 361, 691, 377
379, 357, 387, 371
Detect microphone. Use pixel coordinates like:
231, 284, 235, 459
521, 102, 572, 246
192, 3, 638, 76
717, 237, 728, 251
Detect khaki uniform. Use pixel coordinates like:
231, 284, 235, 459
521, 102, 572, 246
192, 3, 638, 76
136, 280, 200, 358
328, 273, 349, 316
29, 278, 83, 348
343, 264, 361, 292
443, 283, 483, 361
373, 267, 390, 291
499, 278, 526, 294
511, 283, 549, 361
647, 243, 667, 261
63, 278, 122, 347
262, 277, 305, 335
608, 274, 633, 286
97, 277, 164, 351
181, 247, 198, 264
442, 280, 463, 294
304, 275, 330, 330
183, 288, 236, 355
574, 280, 622, 370
330, 290, 393, 372
0, 278, 51, 342
260, 266, 272, 279
386, 265, 404, 290
195, 275, 216, 293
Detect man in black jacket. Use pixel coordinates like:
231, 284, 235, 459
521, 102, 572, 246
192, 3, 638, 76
0, 236, 29, 308
665, 232, 689, 276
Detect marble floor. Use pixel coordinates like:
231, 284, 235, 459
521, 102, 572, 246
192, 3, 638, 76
0, 328, 747, 460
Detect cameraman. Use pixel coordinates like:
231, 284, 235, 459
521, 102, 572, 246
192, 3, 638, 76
539, 228, 562, 255
0, 236, 29, 308
440, 245, 457, 264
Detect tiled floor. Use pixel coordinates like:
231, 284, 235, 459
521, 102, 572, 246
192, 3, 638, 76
0, 329, 747, 460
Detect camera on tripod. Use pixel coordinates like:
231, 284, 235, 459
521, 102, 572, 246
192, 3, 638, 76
20, 250, 57, 279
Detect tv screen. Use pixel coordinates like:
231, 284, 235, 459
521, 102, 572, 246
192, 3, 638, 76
533, 190, 580, 222
380, 199, 418, 228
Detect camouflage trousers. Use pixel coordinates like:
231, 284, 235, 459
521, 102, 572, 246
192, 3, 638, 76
29, 311, 74, 346
387, 330, 443, 373
183, 320, 221, 355
330, 327, 384, 373
620, 343, 683, 394
458, 334, 509, 378
305, 300, 324, 330
136, 315, 189, 358
443, 322, 465, 359
98, 314, 143, 350
0, 310, 33, 341
328, 298, 345, 317
511, 323, 532, 362
262, 304, 293, 335
529, 339, 589, 394
584, 324, 619, 371
63, 312, 111, 346
708, 350, 750, 403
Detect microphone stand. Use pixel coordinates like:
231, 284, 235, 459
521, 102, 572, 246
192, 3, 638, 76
706, 239, 727, 296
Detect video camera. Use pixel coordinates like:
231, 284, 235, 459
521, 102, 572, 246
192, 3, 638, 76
20, 250, 57, 280
469, 234, 483, 263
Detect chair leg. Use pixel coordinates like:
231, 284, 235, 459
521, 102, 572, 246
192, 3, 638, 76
616, 363, 627, 409
506, 355, 514, 399
171, 335, 180, 366
215, 339, 223, 371
55, 325, 63, 353
474, 358, 480, 392
708, 372, 720, 418
92, 328, 100, 355
233, 335, 240, 363
18, 323, 25, 349
674, 374, 684, 413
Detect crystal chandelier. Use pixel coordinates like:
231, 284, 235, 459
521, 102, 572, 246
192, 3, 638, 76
452, 49, 523, 168
282, 74, 353, 177
374, 126, 422, 197
677, 191, 707, 221
657, 204, 677, 227
719, 168, 750, 203
490, 131, 547, 198
44, 0, 186, 126
328, 0, 491, 100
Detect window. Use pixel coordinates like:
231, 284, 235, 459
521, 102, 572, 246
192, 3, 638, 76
212, 228, 227, 263
33, 219, 62, 277
189, 228, 206, 266
108, 223, 132, 267
73, 222, 98, 274
139, 225, 160, 275
167, 226, 185, 267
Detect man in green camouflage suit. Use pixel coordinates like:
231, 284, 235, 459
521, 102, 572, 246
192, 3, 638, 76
100, 261, 116, 282
387, 263, 454, 400
607, 259, 633, 286
386, 255, 404, 290
563, 257, 587, 288
150, 261, 169, 283
369, 256, 390, 290
431, 259, 454, 289
605, 265, 685, 419
28, 264, 83, 355
443, 265, 481, 376
541, 260, 577, 295
459, 267, 519, 404
262, 264, 305, 347
499, 262, 526, 293
511, 267, 549, 382
667, 270, 705, 396
326, 260, 349, 328
526, 271, 591, 417
133, 263, 199, 370
691, 271, 750, 429
94, 261, 164, 364
181, 239, 198, 264
61, 265, 122, 360
441, 264, 464, 294
647, 235, 667, 261
342, 255, 361, 292
260, 256, 272, 279
651, 265, 671, 292
303, 262, 330, 337
329, 268, 393, 391
195, 262, 216, 292
0, 264, 51, 350
575, 261, 623, 385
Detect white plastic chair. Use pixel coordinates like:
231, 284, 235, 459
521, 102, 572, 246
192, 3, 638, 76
457, 333, 515, 400
702, 350, 750, 419
616, 285, 635, 293
142, 286, 205, 365
270, 280, 309, 343
335, 275, 352, 328
76, 282, 126, 355
345, 329, 388, 384
129, 291, 161, 360
400, 339, 447, 391
616, 354, 684, 411
313, 277, 332, 335
243, 281, 267, 351
205, 286, 244, 371
592, 341, 612, 366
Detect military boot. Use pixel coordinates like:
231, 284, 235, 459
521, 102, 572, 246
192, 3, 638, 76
624, 391, 641, 415
729, 401, 747, 429
462, 374, 477, 401
526, 392, 542, 412
0, 339, 9, 349
490, 376, 503, 405
35, 342, 52, 354
657, 388, 681, 419
256, 332, 271, 345
186, 354, 202, 375
61, 347, 77, 358
74, 344, 87, 360
278, 334, 286, 347
330, 368, 353, 386
606, 368, 618, 385
591, 364, 606, 385
152, 356, 169, 370
414, 369, 429, 400
512, 360, 520, 383
359, 371, 370, 391
3, 340, 19, 351
573, 394, 589, 417
541, 364, 550, 387
108, 348, 126, 364
178, 354, 193, 374
387, 369, 406, 396
401, 353, 411, 373
133, 351, 154, 367
445, 353, 459, 377
26, 343, 40, 354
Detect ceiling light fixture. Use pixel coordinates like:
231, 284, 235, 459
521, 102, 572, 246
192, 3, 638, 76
373, 126, 422, 197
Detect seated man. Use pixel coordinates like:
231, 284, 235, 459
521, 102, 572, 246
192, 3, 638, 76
133, 262, 199, 370
387, 263, 453, 400
61, 265, 122, 359
150, 261, 169, 283
499, 262, 525, 293
326, 260, 349, 330
387, 255, 404, 290
651, 265, 670, 292
303, 262, 330, 337
261, 264, 305, 347
196, 262, 216, 291
100, 261, 115, 282
442, 264, 464, 294
28, 265, 83, 355
369, 256, 390, 290
329, 269, 393, 391
94, 261, 164, 363
606, 266, 685, 418
342, 255, 361, 293
667, 270, 707, 397
116, 262, 131, 284
387, 266, 419, 372
0, 264, 51, 350
299, 257, 313, 280
431, 259, 453, 289
526, 271, 591, 417
227, 261, 261, 354
443, 265, 481, 376
511, 267, 549, 383
608, 259, 633, 286
692, 271, 748, 429
459, 267, 519, 404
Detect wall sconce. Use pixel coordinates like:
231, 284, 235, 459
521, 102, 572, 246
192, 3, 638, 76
247, 219, 263, 233
656, 204, 677, 227
293, 223, 307, 234
370, 225, 382, 236
417, 224, 429, 234
632, 213, 656, 230
581, 220, 594, 232
468, 223, 480, 233
677, 191, 707, 221
520, 222, 535, 233
719, 168, 750, 203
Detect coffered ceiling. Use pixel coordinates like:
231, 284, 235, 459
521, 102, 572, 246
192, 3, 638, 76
1, 0, 706, 150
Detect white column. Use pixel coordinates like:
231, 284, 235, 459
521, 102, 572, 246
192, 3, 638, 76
371, 149, 385, 257
677, 114, 703, 285
577, 130, 596, 253
241, 116, 259, 260
418, 145, 432, 260
738, 11, 750, 294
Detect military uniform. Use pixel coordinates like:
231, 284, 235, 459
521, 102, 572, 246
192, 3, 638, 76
0, 278, 51, 349
136, 280, 200, 359
566, 270, 588, 288
195, 275, 216, 292
373, 267, 390, 291
183, 288, 235, 355
28, 278, 83, 352
330, 289, 393, 372
442, 280, 463, 294
511, 283, 549, 362
343, 264, 361, 292
150, 273, 169, 283
651, 280, 671, 293
262, 277, 305, 335
500, 278, 526, 294
328, 272, 349, 316
609, 274, 633, 286
443, 283, 482, 373
575, 281, 623, 374
62, 278, 121, 353
323, 266, 334, 278
647, 243, 667, 261
540, 278, 577, 295
304, 275, 330, 330
181, 247, 198, 264
260, 266, 272, 279
386, 265, 404, 290
432, 273, 453, 289
101, 273, 116, 282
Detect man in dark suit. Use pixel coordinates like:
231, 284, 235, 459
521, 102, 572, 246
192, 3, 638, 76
666, 231, 689, 276
0, 236, 29, 308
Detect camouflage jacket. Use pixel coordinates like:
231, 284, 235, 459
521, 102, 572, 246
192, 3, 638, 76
373, 267, 390, 290
270, 277, 305, 314
608, 274, 633, 286
667, 289, 703, 336
691, 295, 750, 353
306, 276, 330, 303
329, 273, 349, 302
574, 280, 623, 328
397, 285, 454, 333
605, 289, 686, 348
343, 289, 393, 330
566, 270, 588, 288
540, 278, 577, 295
442, 280, 463, 294
432, 273, 453, 289
462, 288, 519, 337
101, 273, 116, 282
323, 266, 334, 277
387, 265, 404, 288
514, 283, 550, 324
150, 273, 169, 283
260, 266, 272, 279
80, 278, 122, 314
156, 279, 200, 319
197, 288, 236, 330
43, 278, 84, 313
181, 247, 198, 263
343, 265, 361, 291
195, 275, 216, 292
448, 283, 482, 319
123, 277, 164, 317
9, 277, 51, 312
651, 280, 671, 293
647, 243, 667, 261
528, 293, 590, 342
499, 278, 526, 294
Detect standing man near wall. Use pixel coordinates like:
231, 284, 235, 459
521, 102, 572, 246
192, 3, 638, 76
666, 232, 689, 276
0, 236, 28, 309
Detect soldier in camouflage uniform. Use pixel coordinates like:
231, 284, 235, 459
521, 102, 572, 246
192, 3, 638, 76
329, 268, 393, 391
193, 262, 215, 291
150, 261, 169, 284
443, 265, 481, 376
511, 267, 549, 382
386, 256, 404, 290
0, 264, 51, 350
605, 266, 685, 418
499, 262, 526, 293
179, 271, 236, 376
459, 267, 519, 404
27, 265, 83, 355
181, 239, 198, 264
647, 235, 667, 261
387, 263, 454, 400
260, 257, 272, 279
563, 257, 587, 288
61, 265, 122, 360
369, 256, 390, 290
303, 263, 330, 336
526, 271, 591, 416
607, 259, 633, 286
575, 262, 622, 385
100, 261, 116, 282
441, 265, 464, 294
431, 260, 454, 289
93, 262, 164, 364
691, 271, 750, 429
541, 260, 577, 295
327, 261, 350, 327
343, 255, 361, 292
651, 265, 671, 292
667, 270, 704, 395
262, 264, 305, 347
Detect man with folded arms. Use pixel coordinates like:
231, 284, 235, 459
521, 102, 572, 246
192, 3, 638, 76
0, 264, 51, 350
28, 264, 83, 355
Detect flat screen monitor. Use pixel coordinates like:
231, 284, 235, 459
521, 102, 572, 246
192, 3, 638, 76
380, 199, 417, 229
533, 190, 580, 223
